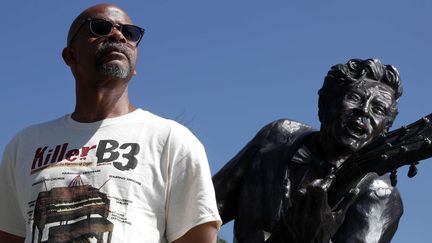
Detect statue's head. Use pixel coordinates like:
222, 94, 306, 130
318, 58, 403, 152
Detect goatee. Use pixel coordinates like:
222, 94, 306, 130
95, 42, 133, 78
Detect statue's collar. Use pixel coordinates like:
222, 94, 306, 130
291, 133, 336, 173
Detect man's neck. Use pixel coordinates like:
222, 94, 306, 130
72, 82, 136, 123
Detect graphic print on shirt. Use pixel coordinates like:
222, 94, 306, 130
29, 139, 142, 243
31, 175, 114, 243
31, 140, 141, 174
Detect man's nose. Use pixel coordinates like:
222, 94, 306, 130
108, 27, 127, 43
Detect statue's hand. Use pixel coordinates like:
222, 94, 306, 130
282, 175, 359, 243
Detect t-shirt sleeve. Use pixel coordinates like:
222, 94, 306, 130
164, 126, 221, 242
0, 138, 26, 237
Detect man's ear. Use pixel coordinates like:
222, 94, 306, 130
62, 47, 75, 66
133, 69, 137, 75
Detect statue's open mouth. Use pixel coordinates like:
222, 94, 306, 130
346, 121, 367, 138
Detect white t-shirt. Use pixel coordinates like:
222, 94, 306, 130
0, 109, 221, 243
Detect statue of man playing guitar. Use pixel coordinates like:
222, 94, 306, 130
213, 58, 423, 243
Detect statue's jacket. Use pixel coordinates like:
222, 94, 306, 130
213, 119, 403, 243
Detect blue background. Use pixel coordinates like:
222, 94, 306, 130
1, 1, 431, 242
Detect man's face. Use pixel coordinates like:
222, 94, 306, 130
321, 80, 396, 152
69, 5, 138, 82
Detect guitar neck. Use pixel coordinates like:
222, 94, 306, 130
328, 113, 432, 208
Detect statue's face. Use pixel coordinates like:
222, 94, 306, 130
321, 80, 396, 152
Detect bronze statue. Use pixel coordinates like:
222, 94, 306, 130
213, 58, 432, 242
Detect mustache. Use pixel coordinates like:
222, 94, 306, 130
95, 42, 132, 65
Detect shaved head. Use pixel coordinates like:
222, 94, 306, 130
67, 3, 132, 46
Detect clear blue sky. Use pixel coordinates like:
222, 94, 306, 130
1, 1, 431, 242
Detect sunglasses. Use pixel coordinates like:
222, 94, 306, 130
68, 18, 145, 47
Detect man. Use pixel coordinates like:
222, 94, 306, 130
0, 4, 220, 243
213, 58, 404, 242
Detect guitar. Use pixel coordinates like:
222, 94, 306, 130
328, 113, 432, 208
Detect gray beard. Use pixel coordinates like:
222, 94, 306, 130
95, 42, 133, 79
97, 63, 130, 79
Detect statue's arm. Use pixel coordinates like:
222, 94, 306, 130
212, 121, 277, 223
332, 176, 403, 243
213, 119, 313, 224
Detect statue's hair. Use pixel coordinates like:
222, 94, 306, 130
318, 58, 403, 129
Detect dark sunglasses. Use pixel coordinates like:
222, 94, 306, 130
68, 18, 145, 47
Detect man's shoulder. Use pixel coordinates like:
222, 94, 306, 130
3, 115, 67, 154
140, 110, 188, 129
15, 115, 67, 137
142, 110, 204, 148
